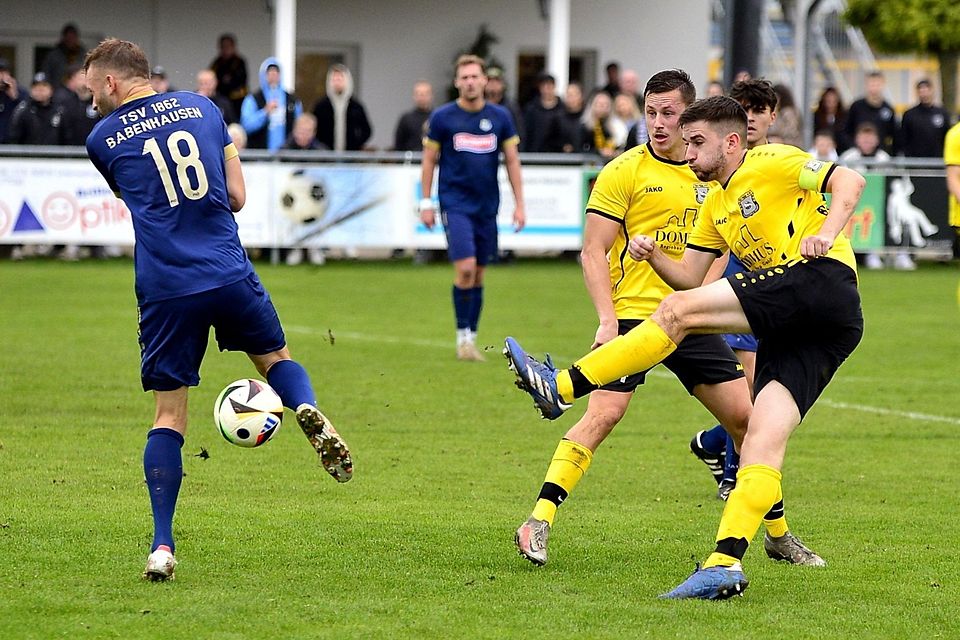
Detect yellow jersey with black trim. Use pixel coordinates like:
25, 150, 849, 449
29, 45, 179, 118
944, 121, 960, 227
687, 143, 857, 273
586, 143, 714, 318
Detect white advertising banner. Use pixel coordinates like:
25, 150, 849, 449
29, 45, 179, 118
0, 158, 584, 250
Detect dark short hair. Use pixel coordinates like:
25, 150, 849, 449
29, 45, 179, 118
643, 68, 696, 105
678, 95, 748, 139
536, 71, 555, 85
729, 79, 778, 113
916, 78, 931, 89
219, 33, 236, 47
855, 121, 878, 135
84, 38, 151, 81
867, 70, 884, 81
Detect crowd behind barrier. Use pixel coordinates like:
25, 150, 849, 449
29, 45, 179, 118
0, 146, 954, 262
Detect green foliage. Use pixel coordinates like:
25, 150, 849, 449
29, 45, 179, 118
844, 0, 960, 53
1, 259, 959, 638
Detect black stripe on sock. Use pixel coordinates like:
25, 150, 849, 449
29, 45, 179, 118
569, 366, 599, 399
715, 536, 749, 560
764, 499, 784, 520
538, 482, 569, 506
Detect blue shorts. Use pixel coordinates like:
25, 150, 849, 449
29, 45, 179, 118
723, 332, 758, 352
138, 272, 286, 391
441, 210, 498, 265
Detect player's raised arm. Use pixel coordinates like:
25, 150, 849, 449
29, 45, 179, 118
628, 236, 717, 290
800, 165, 865, 259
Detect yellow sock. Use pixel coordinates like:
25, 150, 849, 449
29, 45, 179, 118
702, 464, 782, 568
530, 439, 594, 525
573, 321, 677, 389
764, 515, 789, 538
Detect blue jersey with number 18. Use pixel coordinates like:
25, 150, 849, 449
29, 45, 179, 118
86, 90, 251, 305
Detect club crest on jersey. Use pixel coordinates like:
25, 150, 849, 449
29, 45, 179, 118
479, 118, 493, 132
738, 191, 760, 218
694, 183, 710, 204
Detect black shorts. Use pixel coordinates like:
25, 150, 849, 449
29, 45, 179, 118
600, 319, 745, 394
729, 258, 863, 417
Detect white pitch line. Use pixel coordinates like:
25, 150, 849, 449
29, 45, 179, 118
285, 326, 960, 426
817, 399, 960, 426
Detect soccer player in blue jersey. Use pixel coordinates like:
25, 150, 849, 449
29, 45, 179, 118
420, 54, 525, 361
83, 39, 353, 582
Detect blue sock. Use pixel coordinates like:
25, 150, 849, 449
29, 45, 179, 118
699, 424, 727, 454
468, 286, 483, 332
144, 428, 184, 553
723, 433, 740, 483
452, 285, 471, 330
266, 359, 317, 410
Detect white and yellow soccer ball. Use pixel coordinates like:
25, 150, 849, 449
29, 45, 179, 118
214, 379, 283, 447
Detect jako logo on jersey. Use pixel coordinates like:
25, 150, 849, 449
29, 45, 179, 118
453, 132, 497, 153
645, 186, 663, 193
694, 183, 710, 204
738, 191, 760, 218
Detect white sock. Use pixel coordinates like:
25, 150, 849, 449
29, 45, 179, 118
456, 328, 471, 346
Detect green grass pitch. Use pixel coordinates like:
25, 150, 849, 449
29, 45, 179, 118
1, 257, 958, 639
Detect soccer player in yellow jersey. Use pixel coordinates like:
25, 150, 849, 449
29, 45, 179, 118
945, 120, 960, 258
504, 96, 865, 598
514, 71, 821, 570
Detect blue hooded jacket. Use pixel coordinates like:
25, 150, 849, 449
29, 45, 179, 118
240, 57, 302, 151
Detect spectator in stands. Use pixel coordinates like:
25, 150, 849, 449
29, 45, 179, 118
523, 72, 562, 152
41, 23, 87, 89
241, 58, 302, 152
195, 69, 236, 124
620, 69, 648, 146
840, 122, 899, 270
394, 80, 433, 151
615, 92, 644, 151
283, 113, 326, 150
57, 65, 99, 146
600, 61, 620, 98
845, 70, 898, 155
484, 67, 525, 143
0, 58, 28, 144
808, 129, 838, 162
899, 79, 950, 158
313, 64, 372, 151
813, 86, 849, 153
580, 91, 624, 158
150, 66, 176, 94
6, 73, 64, 145
550, 81, 585, 153
767, 83, 803, 148
706, 80, 725, 97
210, 33, 248, 117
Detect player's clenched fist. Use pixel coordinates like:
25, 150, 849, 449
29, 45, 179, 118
800, 234, 833, 259
628, 235, 656, 261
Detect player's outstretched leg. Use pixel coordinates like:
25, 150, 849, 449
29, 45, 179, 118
296, 405, 353, 483
503, 337, 571, 420
659, 563, 749, 600
267, 359, 353, 482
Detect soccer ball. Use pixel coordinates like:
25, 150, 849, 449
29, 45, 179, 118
279, 170, 329, 224
214, 379, 283, 447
